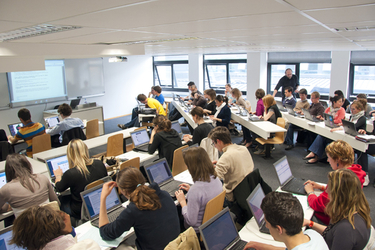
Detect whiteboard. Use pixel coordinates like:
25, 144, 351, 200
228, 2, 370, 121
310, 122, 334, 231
0, 73, 10, 108
65, 58, 105, 99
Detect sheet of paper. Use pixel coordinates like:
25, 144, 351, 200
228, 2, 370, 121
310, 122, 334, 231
78, 226, 130, 248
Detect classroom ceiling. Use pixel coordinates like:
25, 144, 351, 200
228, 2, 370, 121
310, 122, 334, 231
0, 0, 375, 59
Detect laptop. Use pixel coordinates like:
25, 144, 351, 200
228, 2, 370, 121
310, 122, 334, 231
285, 104, 304, 118
199, 207, 251, 250
171, 121, 184, 140
319, 100, 328, 109
246, 184, 270, 234
248, 114, 264, 122
130, 128, 150, 152
302, 108, 322, 122
70, 99, 80, 109
276, 100, 287, 112
81, 183, 125, 228
144, 158, 184, 198
342, 120, 359, 137
44, 116, 60, 128
323, 113, 338, 128
45, 155, 70, 182
7, 122, 23, 137
273, 156, 306, 195
0, 226, 25, 250
0, 171, 6, 189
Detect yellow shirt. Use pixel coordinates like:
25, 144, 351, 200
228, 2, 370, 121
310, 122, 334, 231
147, 98, 166, 116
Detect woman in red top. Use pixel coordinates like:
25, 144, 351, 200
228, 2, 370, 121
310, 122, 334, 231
304, 140, 366, 225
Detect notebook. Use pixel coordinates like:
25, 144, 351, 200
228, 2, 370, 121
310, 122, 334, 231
302, 108, 322, 123
276, 100, 287, 112
81, 183, 125, 228
342, 119, 359, 137
246, 184, 270, 234
171, 121, 184, 140
323, 113, 338, 128
0, 226, 25, 250
199, 207, 251, 250
7, 122, 23, 137
44, 116, 60, 128
273, 156, 306, 195
144, 158, 184, 198
130, 128, 150, 152
45, 155, 70, 182
0, 171, 6, 189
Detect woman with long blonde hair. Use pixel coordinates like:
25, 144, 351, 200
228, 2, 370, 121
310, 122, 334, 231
54, 139, 108, 220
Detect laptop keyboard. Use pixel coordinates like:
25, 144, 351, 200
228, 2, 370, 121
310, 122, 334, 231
91, 207, 125, 228
230, 240, 248, 250
162, 181, 181, 196
282, 178, 306, 194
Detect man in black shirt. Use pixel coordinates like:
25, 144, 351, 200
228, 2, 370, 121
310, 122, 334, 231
273, 68, 299, 100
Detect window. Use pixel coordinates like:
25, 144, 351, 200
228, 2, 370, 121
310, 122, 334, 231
204, 54, 247, 93
350, 65, 375, 96
153, 55, 189, 89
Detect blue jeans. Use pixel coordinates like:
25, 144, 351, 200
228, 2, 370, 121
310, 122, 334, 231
308, 135, 332, 158
284, 124, 298, 145
124, 107, 140, 128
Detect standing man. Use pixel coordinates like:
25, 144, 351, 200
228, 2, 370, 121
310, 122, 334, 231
7, 108, 45, 157
273, 68, 299, 100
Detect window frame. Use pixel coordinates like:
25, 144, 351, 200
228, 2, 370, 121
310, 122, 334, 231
153, 57, 189, 91
349, 63, 375, 103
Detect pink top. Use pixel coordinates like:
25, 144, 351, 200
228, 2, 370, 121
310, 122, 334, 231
255, 99, 264, 116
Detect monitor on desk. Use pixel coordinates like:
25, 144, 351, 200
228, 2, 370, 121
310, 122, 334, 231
7, 122, 23, 137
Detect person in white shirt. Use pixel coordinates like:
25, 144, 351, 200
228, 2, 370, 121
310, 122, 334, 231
244, 192, 328, 250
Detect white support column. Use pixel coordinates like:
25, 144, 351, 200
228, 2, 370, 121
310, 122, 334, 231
246, 52, 267, 109
188, 54, 203, 92
330, 51, 351, 97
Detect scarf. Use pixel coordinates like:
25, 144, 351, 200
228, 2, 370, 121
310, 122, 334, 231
327, 106, 341, 117
350, 110, 365, 124
213, 102, 226, 127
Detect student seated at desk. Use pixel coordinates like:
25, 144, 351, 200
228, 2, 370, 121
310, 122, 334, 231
0, 154, 59, 217
346, 93, 373, 117
11, 205, 100, 250
210, 95, 231, 128
203, 89, 217, 115
191, 91, 207, 108
175, 147, 222, 232
148, 115, 182, 168
99, 167, 180, 250
46, 103, 84, 148
304, 140, 366, 226
304, 169, 371, 250
7, 108, 45, 157
54, 139, 108, 220
304, 95, 346, 164
282, 86, 297, 108
244, 192, 328, 250
225, 83, 236, 105
334, 89, 350, 110
148, 86, 164, 105
183, 107, 213, 146
358, 120, 375, 187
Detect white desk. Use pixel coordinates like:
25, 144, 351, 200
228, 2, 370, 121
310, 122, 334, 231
231, 108, 286, 139
33, 127, 138, 162
115, 150, 158, 164
0, 157, 49, 178
172, 101, 213, 129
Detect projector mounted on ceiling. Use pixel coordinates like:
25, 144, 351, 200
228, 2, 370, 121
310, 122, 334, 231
108, 56, 128, 63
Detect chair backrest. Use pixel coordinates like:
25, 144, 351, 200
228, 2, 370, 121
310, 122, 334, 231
120, 157, 140, 170
201, 190, 226, 225
172, 145, 189, 176
86, 119, 99, 139
61, 127, 87, 146
275, 117, 286, 140
32, 133, 51, 155
85, 179, 104, 190
107, 133, 124, 157
164, 227, 200, 250
200, 137, 219, 162
0, 141, 14, 161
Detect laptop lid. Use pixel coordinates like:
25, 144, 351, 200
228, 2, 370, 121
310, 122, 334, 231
0, 171, 6, 189
285, 104, 295, 115
323, 113, 336, 127
276, 100, 284, 109
130, 128, 150, 148
302, 108, 314, 120
7, 122, 23, 137
45, 155, 69, 179
144, 158, 174, 186
44, 116, 60, 128
70, 99, 80, 109
273, 156, 294, 187
199, 207, 241, 250
342, 120, 358, 136
171, 121, 182, 135
0, 226, 25, 250
246, 184, 267, 229
319, 100, 328, 109
81, 184, 122, 221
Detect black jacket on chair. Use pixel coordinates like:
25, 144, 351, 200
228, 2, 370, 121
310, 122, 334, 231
0, 141, 14, 161
230, 168, 272, 226
61, 127, 86, 146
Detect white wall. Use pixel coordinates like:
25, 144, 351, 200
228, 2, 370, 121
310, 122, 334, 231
246, 52, 267, 108
330, 51, 351, 97
189, 54, 203, 92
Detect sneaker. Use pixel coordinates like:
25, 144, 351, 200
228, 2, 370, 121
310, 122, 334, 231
285, 145, 294, 150
117, 124, 127, 130
364, 174, 370, 187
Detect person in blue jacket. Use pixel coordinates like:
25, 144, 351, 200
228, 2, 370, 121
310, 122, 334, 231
210, 95, 231, 128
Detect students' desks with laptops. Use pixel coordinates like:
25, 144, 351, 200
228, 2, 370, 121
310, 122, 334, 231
33, 127, 138, 162
230, 107, 286, 139
171, 101, 213, 129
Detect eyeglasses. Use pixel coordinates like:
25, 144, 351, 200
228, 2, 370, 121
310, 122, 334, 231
211, 141, 216, 146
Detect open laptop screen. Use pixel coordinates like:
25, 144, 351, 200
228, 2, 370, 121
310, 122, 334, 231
0, 227, 25, 250
8, 123, 23, 137
131, 129, 150, 147
201, 209, 239, 250
82, 186, 121, 219
146, 159, 172, 184
274, 156, 293, 186
0, 172, 6, 189
171, 121, 182, 134
46, 155, 69, 178
45, 116, 60, 128
247, 184, 266, 226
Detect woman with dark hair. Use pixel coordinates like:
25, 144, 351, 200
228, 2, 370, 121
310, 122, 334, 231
210, 95, 231, 128
11, 205, 100, 250
203, 89, 217, 115
175, 147, 222, 232
253, 88, 265, 116
0, 154, 59, 217
304, 169, 371, 250
54, 139, 108, 219
191, 91, 207, 108
183, 106, 213, 146
148, 115, 182, 168
99, 167, 180, 250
